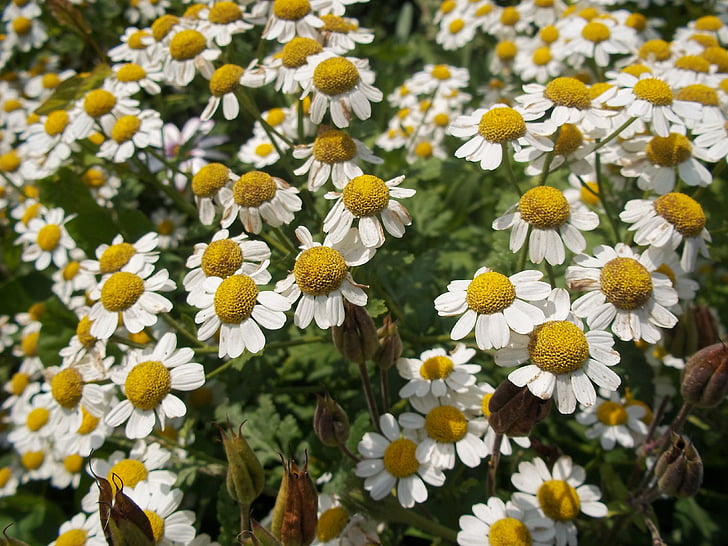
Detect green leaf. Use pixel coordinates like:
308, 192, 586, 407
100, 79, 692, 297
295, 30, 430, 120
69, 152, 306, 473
34, 64, 110, 116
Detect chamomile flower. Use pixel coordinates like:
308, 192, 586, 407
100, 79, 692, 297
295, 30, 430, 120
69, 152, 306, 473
109, 61, 163, 96
19, 109, 78, 175
18, 445, 57, 483
275, 226, 375, 329
151, 208, 187, 249
97, 109, 163, 163
566, 243, 679, 343
5, 12, 47, 52
397, 344, 480, 400
238, 132, 284, 168
109, 27, 156, 66
105, 332, 205, 439
15, 207, 77, 270
201, 61, 274, 121
8, 391, 55, 452
314, 493, 380, 546
437, 15, 477, 51
355, 413, 445, 508
0, 463, 20, 497
319, 14, 374, 54
558, 17, 636, 68
123, 481, 197, 546
163, 28, 220, 86
82, 232, 159, 276
263, 0, 326, 43
69, 86, 140, 140
576, 391, 648, 449
191, 162, 236, 225
51, 249, 95, 309
511, 456, 608, 546
49, 512, 104, 546
57, 404, 115, 457
79, 165, 122, 208
198, 1, 254, 46
434, 266, 551, 351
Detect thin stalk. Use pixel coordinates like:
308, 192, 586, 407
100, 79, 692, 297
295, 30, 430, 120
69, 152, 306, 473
358, 360, 381, 432
240, 503, 251, 541
368, 499, 458, 543
538, 126, 560, 186
502, 144, 523, 196
338, 443, 361, 463
544, 262, 557, 288
132, 156, 197, 218
593, 154, 621, 245
487, 433, 503, 499
517, 225, 532, 271
380, 367, 390, 414
161, 312, 205, 348
585, 116, 638, 156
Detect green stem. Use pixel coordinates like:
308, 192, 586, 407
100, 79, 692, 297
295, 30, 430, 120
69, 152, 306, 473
161, 312, 205, 348
593, 154, 621, 245
380, 367, 390, 414
487, 433, 503, 499
376, 500, 459, 543
132, 156, 197, 218
544, 262, 557, 288
358, 360, 381, 433
587, 116, 638, 156
240, 503, 251, 541
517, 225, 532, 271
502, 144, 523, 196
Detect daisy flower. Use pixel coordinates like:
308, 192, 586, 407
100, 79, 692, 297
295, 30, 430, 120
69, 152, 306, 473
620, 193, 710, 272
201, 61, 274, 121
7, 391, 56, 452
15, 207, 77, 271
124, 482, 197, 546
68, 86, 140, 140
19, 108, 78, 175
190, 162, 236, 225
397, 344, 480, 399
494, 288, 622, 414
151, 208, 187, 249
108, 61, 163, 96
49, 512, 104, 546
457, 496, 555, 546
238, 132, 284, 168
57, 404, 115, 457
80, 166, 122, 208
511, 456, 608, 546
436, 14, 477, 51
262, 0, 326, 43
314, 493, 380, 546
97, 109, 163, 163
297, 51, 383, 128
323, 174, 414, 248
557, 17, 636, 68
434, 266, 551, 350
197, 1, 254, 46
319, 14, 374, 54
18, 445, 57, 483
0, 463, 21, 498
82, 232, 159, 276
5, 12, 47, 52
105, 333, 205, 439
566, 243, 679, 344
576, 391, 649, 450
108, 27, 156, 69
275, 226, 375, 329
162, 28, 220, 86
492, 185, 599, 266
448, 104, 554, 171
355, 413, 445, 508
267, 36, 324, 95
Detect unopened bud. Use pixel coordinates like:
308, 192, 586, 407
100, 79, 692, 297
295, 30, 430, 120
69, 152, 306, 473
271, 456, 318, 546
665, 305, 722, 358
692, 305, 722, 351
654, 433, 703, 498
218, 421, 265, 506
488, 380, 551, 437
331, 301, 379, 363
374, 314, 402, 370
313, 393, 349, 447
680, 341, 728, 407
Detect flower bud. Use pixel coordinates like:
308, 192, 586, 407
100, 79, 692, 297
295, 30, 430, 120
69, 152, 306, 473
313, 393, 349, 448
218, 421, 265, 506
680, 341, 728, 408
271, 456, 318, 546
487, 380, 551, 437
374, 314, 402, 371
665, 305, 722, 358
332, 301, 379, 363
654, 433, 703, 498
693, 305, 722, 351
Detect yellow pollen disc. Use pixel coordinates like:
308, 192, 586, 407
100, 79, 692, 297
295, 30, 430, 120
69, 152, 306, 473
440, 0, 456, 14
582, 21, 610, 43
51, 368, 83, 409
382, 438, 419, 478
589, 82, 612, 101
157, 219, 174, 236
528, 321, 589, 374
535, 0, 554, 6
466, 271, 516, 314
183, 3, 206, 18
209, 1, 242, 24
675, 55, 710, 73
294, 246, 348, 296
312, 128, 357, 163
626, 13, 647, 31
280, 37, 323, 68
519, 186, 570, 229
55, 528, 87, 546
414, 141, 433, 157
433, 113, 449, 127
721, 79, 728, 94
495, 40, 517, 61
26, 407, 50, 431
128, 330, 152, 344
321, 14, 351, 33
489, 518, 533, 546
192, 163, 229, 197
100, 271, 145, 312
655, 263, 676, 286
689, 33, 718, 48
695, 15, 722, 31
317, 506, 349, 542
12, 17, 31, 35
538, 480, 581, 521
13, 0, 32, 6
267, 109, 287, 127
169, 29, 206, 61
481, 392, 493, 417
0, 467, 11, 487
676, 83, 718, 106
43, 73, 62, 89
111, 115, 141, 143
44, 110, 70, 136
77, 406, 100, 434
63, 454, 84, 474
425, 405, 467, 443
600, 257, 653, 310
214, 274, 258, 323
654, 192, 706, 238
21, 331, 39, 357
61, 261, 81, 282
9, 372, 30, 396
99, 242, 136, 273
116, 63, 146, 82
540, 25, 559, 44
26, 112, 40, 125
580, 182, 600, 206
109, 458, 148, 488
478, 107, 526, 143
201, 239, 244, 279
151, 14, 178, 41
125, 360, 171, 410
37, 224, 61, 251
29, 301, 45, 320
88, 132, 104, 145
475, 4, 493, 17
449, 19, 465, 33
313, 57, 360, 96
0, 151, 20, 172
255, 143, 274, 157
143, 510, 165, 544
209, 64, 243, 96
501, 6, 520, 25
702, 46, 728, 72
596, 399, 628, 425
3, 99, 21, 112
21, 451, 45, 470
273, 0, 311, 21
579, 7, 599, 21
639, 39, 671, 61
544, 77, 591, 109
554, 123, 583, 155
645, 133, 692, 167
128, 30, 150, 49
532, 46, 552, 66
431, 64, 452, 80
342, 174, 389, 217
233, 171, 276, 207
419, 355, 454, 380
84, 89, 117, 118
633, 77, 673, 106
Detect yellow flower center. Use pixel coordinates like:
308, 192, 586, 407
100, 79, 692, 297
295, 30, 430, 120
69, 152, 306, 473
201, 239, 244, 279
321, 14, 353, 33
294, 246, 348, 296
157, 219, 174, 236
108, 458, 148, 488
342, 174, 389, 217
209, 1, 242, 23
633, 77, 673, 106
702, 46, 728, 72
317, 506, 349, 542
489, 518, 533, 546
42, 73, 61, 89
626, 13, 647, 31
692, 33, 719, 48
495, 40, 517, 61
192, 162, 229, 198
214, 274, 258, 323
596, 399, 628, 425
26, 112, 40, 124
128, 30, 150, 50
76, 315, 97, 349
313, 57, 360, 96
266, 108, 286, 126
88, 132, 104, 145
535, 0, 554, 6
63, 454, 84, 474
84, 89, 117, 118
554, 123, 583, 156
676, 83, 718, 106
21, 451, 45, 470
653, 192, 706, 238
209, 64, 243, 96
540, 25, 559, 44
477, 107, 526, 143
475, 4, 493, 17
255, 143, 274, 157
51, 367, 83, 409
481, 392, 493, 417
414, 141, 433, 158
128, 330, 152, 344
430, 64, 451, 81
581, 21, 610, 43
600, 257, 653, 310
29, 301, 45, 320
183, 3, 206, 18
169, 29, 206, 61
116, 63, 146, 82
111, 115, 141, 143
144, 510, 165, 544
44, 110, 70, 136
0, 151, 21, 172
501, 6, 520, 26
312, 128, 357, 163
579, 7, 599, 20
232, 171, 277, 207
151, 14, 179, 41
280, 37, 323, 68
100, 271, 145, 312
466, 271, 516, 314
419, 355, 454, 380
449, 18, 465, 33
645, 133, 692, 167
382, 438, 419, 478
537, 480, 581, 521
655, 263, 676, 286
273, 0, 310, 20
125, 360, 171, 410
544, 77, 591, 109
9, 372, 30, 396
21, 331, 39, 357
425, 405, 468, 443
519, 186, 570, 229
639, 39, 671, 61
433, 113, 449, 127
27, 407, 50, 431
77, 406, 100, 434
695, 15, 722, 31
0, 467, 11, 487
532, 46, 552, 66
580, 182, 600, 206
37, 224, 62, 251
62, 261, 81, 281
55, 528, 87, 546
12, 17, 32, 35
674, 55, 711, 73
528, 321, 589, 374
99, 242, 135, 273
